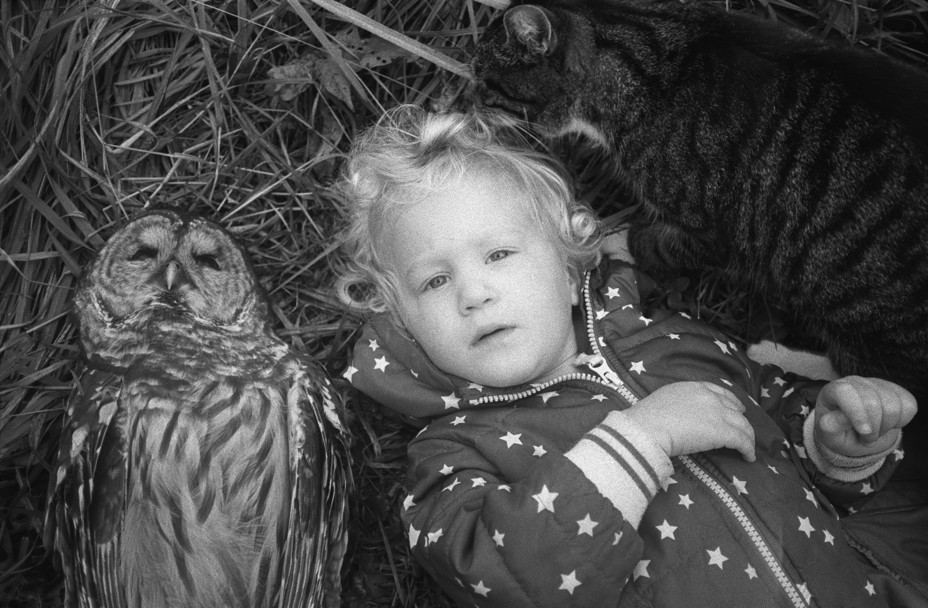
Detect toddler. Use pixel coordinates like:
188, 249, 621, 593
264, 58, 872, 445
337, 105, 923, 607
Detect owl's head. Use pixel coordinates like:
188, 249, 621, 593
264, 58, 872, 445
74, 209, 270, 362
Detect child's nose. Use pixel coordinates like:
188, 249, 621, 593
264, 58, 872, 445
457, 272, 496, 313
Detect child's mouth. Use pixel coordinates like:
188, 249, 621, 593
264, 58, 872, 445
474, 326, 513, 345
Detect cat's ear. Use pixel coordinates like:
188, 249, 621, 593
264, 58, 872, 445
503, 5, 557, 56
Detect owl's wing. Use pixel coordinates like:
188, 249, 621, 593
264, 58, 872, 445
280, 362, 352, 608
46, 366, 128, 607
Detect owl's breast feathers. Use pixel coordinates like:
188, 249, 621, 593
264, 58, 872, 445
50, 344, 352, 607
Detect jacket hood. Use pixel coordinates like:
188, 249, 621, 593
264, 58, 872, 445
345, 311, 559, 423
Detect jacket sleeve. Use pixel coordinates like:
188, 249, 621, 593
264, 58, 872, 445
749, 362, 902, 513
401, 407, 673, 607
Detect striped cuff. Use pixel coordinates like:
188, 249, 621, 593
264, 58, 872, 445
803, 410, 899, 482
565, 411, 674, 526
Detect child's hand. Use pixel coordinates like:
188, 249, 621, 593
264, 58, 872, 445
815, 376, 917, 458
625, 381, 756, 461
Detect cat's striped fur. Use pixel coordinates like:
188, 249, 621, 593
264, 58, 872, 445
472, 0, 928, 442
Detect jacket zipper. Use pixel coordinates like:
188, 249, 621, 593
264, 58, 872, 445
679, 455, 809, 607
466, 371, 627, 406
470, 268, 806, 605
584, 269, 807, 607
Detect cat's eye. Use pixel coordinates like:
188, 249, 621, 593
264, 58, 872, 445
194, 253, 221, 271
128, 246, 159, 262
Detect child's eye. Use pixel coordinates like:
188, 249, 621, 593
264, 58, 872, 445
425, 275, 448, 291
487, 250, 512, 263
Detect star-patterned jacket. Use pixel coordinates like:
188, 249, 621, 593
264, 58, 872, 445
345, 259, 910, 608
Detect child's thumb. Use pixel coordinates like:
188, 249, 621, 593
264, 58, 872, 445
819, 410, 854, 435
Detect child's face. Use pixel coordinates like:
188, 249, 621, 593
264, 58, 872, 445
384, 167, 580, 388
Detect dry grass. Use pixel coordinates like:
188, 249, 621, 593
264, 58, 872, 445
0, 1, 925, 607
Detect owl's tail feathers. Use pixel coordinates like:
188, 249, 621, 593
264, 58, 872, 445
121, 498, 259, 608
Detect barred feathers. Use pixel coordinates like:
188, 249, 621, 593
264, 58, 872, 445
47, 210, 352, 607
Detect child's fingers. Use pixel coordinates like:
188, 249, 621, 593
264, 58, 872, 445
875, 380, 917, 434
824, 378, 880, 442
722, 408, 756, 462
702, 382, 744, 412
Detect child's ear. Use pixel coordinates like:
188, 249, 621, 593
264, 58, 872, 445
568, 268, 580, 306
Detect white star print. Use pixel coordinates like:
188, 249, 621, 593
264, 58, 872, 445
540, 391, 559, 403
500, 431, 522, 448
342, 366, 358, 382
798, 516, 816, 538
622, 304, 634, 310
472, 581, 490, 597
760, 387, 771, 398
680, 312, 692, 319
606, 286, 621, 299
467, 382, 484, 391
451, 415, 466, 426
668, 333, 680, 340
714, 339, 731, 355
798, 582, 812, 604
823, 530, 835, 545
800, 404, 810, 417
427, 528, 443, 545
472, 477, 487, 487
442, 477, 460, 492
707, 547, 728, 569
442, 393, 460, 410
795, 445, 807, 459
532, 485, 558, 513
403, 494, 416, 510
629, 360, 646, 374
678, 494, 694, 509
577, 514, 598, 536
767, 465, 780, 475
639, 315, 653, 326
731, 476, 748, 495
633, 560, 650, 580
661, 476, 677, 492
728, 341, 739, 352
861, 482, 874, 495
803, 488, 818, 508
595, 308, 608, 320
720, 378, 733, 387
783, 387, 795, 398
613, 531, 623, 545
408, 524, 420, 548
410, 369, 419, 378
773, 377, 786, 386
439, 464, 454, 475
591, 394, 607, 402
498, 485, 512, 492
656, 520, 677, 540
865, 581, 876, 596
373, 356, 389, 372
533, 445, 547, 457
745, 565, 758, 579
493, 530, 505, 546
560, 571, 581, 594
368, 338, 380, 351
893, 448, 905, 461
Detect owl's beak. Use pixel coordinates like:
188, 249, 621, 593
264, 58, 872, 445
164, 260, 183, 291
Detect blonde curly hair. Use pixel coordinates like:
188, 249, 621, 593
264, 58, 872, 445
336, 105, 602, 325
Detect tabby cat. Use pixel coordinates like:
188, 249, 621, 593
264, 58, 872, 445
472, 0, 928, 444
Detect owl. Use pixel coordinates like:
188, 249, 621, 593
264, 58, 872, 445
45, 209, 352, 608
